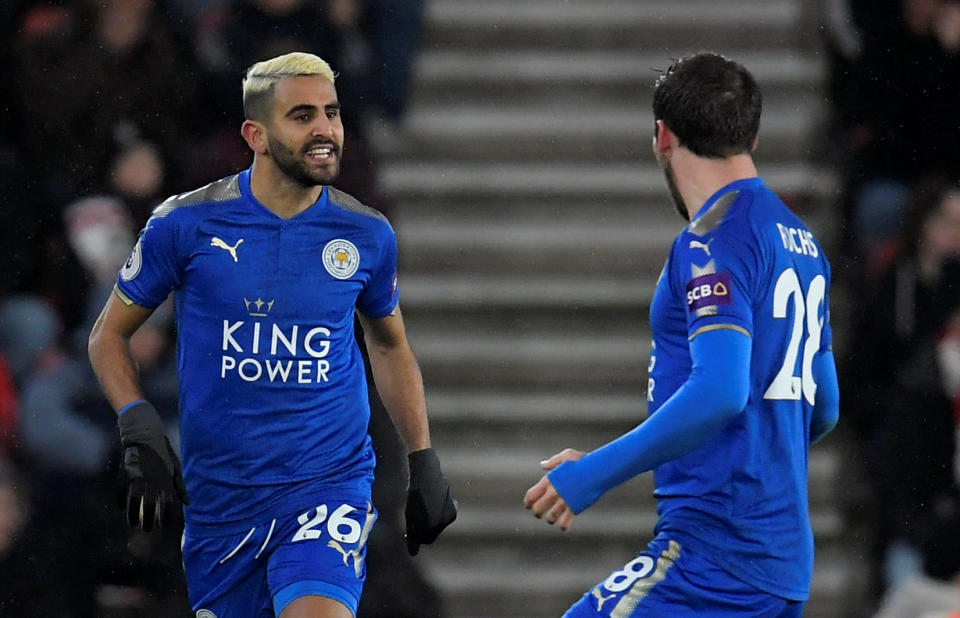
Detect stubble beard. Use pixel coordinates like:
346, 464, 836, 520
267, 133, 342, 187
661, 156, 689, 222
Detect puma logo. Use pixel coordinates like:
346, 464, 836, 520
592, 588, 616, 611
689, 238, 714, 257
328, 540, 364, 578
326, 504, 377, 578
211, 237, 243, 262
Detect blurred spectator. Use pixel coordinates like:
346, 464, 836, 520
0, 352, 16, 453
822, 0, 960, 268
105, 137, 171, 227
844, 175, 960, 594
0, 456, 72, 615
333, 0, 426, 142
0, 295, 61, 389
940, 311, 960, 485
9, 195, 186, 615
872, 574, 960, 618
0, 145, 43, 297
12, 0, 200, 209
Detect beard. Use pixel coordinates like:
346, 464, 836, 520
660, 156, 688, 222
266, 133, 342, 187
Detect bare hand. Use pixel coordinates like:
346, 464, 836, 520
523, 448, 584, 531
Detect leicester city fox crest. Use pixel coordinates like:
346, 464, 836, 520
322, 239, 360, 279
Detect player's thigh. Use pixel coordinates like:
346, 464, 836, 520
563, 535, 803, 617
182, 528, 274, 618
268, 499, 377, 617
278, 594, 353, 618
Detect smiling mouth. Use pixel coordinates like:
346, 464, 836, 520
304, 142, 338, 161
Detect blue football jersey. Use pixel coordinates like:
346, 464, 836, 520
116, 169, 398, 534
646, 177, 832, 600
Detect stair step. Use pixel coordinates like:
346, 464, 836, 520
429, 0, 798, 31
419, 539, 853, 618
382, 162, 837, 203
436, 447, 843, 505
401, 276, 655, 310
411, 50, 823, 106
427, 390, 646, 424
383, 102, 822, 163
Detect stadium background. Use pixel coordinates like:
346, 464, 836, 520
1, 1, 959, 617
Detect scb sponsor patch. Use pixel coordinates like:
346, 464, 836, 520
685, 272, 732, 310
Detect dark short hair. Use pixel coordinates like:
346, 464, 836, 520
652, 52, 762, 158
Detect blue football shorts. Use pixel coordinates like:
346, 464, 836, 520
182, 493, 377, 618
563, 534, 805, 618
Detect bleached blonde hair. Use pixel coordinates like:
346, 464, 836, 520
242, 52, 336, 121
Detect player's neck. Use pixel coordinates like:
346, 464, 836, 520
675, 151, 758, 220
249, 158, 324, 219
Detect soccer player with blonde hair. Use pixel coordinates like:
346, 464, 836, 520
89, 51, 456, 618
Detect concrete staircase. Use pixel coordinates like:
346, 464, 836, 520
376, 1, 863, 616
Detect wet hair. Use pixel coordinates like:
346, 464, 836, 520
652, 52, 762, 158
242, 52, 336, 122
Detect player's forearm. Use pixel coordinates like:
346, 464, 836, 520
368, 342, 431, 453
88, 321, 146, 413
549, 329, 751, 513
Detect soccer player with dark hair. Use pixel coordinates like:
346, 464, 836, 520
524, 52, 840, 616
88, 52, 456, 618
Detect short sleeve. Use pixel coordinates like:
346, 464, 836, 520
675, 225, 757, 340
115, 210, 185, 309
356, 221, 399, 319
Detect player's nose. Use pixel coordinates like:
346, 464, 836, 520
311, 116, 335, 138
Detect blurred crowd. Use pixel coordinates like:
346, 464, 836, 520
823, 0, 960, 615
0, 0, 436, 615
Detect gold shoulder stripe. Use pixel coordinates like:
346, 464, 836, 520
688, 323, 751, 341
610, 540, 682, 617
113, 284, 135, 306
689, 190, 739, 236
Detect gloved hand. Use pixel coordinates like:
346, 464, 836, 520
405, 447, 457, 556
116, 401, 189, 531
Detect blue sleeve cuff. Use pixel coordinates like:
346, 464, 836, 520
118, 400, 148, 416
810, 350, 840, 444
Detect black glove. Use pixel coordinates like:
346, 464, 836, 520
116, 401, 189, 531
405, 447, 457, 556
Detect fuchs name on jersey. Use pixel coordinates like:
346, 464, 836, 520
775, 223, 819, 258
220, 319, 334, 384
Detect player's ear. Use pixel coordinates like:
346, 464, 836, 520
751, 133, 759, 152
654, 120, 672, 156
241, 119, 268, 155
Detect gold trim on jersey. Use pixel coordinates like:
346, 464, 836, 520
689, 190, 739, 236
113, 284, 135, 306
688, 323, 751, 341
610, 540, 682, 617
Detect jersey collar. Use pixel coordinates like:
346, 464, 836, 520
691, 177, 764, 225
239, 168, 330, 221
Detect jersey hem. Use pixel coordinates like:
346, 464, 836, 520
184, 476, 373, 536
663, 526, 810, 601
